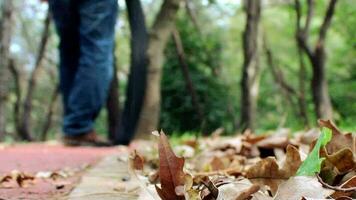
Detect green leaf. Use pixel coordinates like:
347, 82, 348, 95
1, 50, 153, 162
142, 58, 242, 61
296, 128, 332, 176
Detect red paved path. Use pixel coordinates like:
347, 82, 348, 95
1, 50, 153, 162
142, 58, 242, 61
0, 143, 118, 200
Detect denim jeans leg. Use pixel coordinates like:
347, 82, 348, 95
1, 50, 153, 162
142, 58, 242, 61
48, 1, 80, 125
63, 0, 118, 135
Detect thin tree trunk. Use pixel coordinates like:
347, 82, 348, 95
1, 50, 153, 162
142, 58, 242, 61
294, 0, 309, 127
18, 11, 51, 140
295, 0, 337, 120
183, 0, 201, 35
0, 0, 14, 140
239, 0, 261, 131
106, 57, 120, 142
310, 0, 337, 119
135, 0, 181, 137
297, 47, 309, 126
41, 85, 59, 141
172, 28, 204, 129
263, 38, 297, 110
114, 0, 148, 144
8, 60, 21, 137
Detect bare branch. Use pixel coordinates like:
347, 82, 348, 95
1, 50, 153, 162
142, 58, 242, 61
19, 10, 51, 140
172, 27, 204, 128
41, 85, 59, 141
183, 0, 201, 35
317, 0, 338, 45
304, 0, 314, 34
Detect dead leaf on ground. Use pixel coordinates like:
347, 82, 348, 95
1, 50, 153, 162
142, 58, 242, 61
131, 150, 145, 171
155, 131, 186, 200
274, 176, 334, 200
331, 176, 356, 199
246, 145, 301, 194
324, 148, 356, 174
318, 119, 355, 154
0, 170, 35, 188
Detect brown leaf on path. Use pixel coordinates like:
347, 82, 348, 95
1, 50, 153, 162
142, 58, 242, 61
0, 175, 12, 188
155, 130, 186, 200
318, 119, 355, 154
131, 150, 145, 170
13, 170, 35, 187
274, 176, 334, 200
331, 176, 356, 199
246, 145, 301, 194
0, 170, 35, 188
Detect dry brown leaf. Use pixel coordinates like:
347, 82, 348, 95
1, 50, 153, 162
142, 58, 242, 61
210, 156, 227, 171
0, 175, 12, 186
318, 119, 355, 154
256, 136, 289, 149
274, 176, 334, 200
325, 148, 356, 174
132, 150, 145, 171
246, 145, 301, 194
155, 131, 185, 200
216, 179, 272, 200
234, 184, 260, 200
331, 176, 356, 199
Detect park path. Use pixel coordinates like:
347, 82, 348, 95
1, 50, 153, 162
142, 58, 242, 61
0, 143, 119, 200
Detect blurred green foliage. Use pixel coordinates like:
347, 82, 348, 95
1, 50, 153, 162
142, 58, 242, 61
160, 12, 235, 134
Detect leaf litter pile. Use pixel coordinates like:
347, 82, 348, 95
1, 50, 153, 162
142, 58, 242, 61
126, 120, 356, 200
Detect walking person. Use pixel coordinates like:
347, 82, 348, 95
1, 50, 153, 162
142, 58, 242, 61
48, 0, 118, 146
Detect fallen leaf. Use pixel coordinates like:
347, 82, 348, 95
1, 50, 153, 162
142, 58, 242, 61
210, 156, 227, 171
331, 176, 356, 199
274, 176, 334, 200
234, 184, 260, 200
216, 179, 271, 200
325, 148, 356, 174
0, 175, 12, 186
131, 150, 145, 170
11, 170, 35, 187
246, 145, 301, 194
318, 119, 355, 154
155, 131, 186, 200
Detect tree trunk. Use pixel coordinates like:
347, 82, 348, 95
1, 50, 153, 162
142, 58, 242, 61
311, 47, 333, 119
295, 0, 337, 120
18, 11, 51, 141
106, 58, 120, 142
263, 38, 298, 113
41, 85, 59, 141
239, 0, 261, 131
114, 0, 149, 144
135, 0, 181, 137
0, 0, 14, 140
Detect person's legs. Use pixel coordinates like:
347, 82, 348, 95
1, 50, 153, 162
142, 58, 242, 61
48, 0, 80, 124
63, 0, 118, 135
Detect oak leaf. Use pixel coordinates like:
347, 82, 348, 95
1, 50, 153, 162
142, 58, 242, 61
331, 176, 356, 199
274, 176, 334, 200
318, 119, 355, 154
246, 145, 301, 194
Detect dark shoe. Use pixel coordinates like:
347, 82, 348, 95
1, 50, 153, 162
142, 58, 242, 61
62, 131, 113, 147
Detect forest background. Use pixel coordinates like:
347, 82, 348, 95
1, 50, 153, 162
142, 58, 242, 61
0, 0, 354, 142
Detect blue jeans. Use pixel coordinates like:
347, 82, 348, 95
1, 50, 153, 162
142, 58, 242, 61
49, 0, 118, 136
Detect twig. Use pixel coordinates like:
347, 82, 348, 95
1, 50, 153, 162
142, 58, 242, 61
316, 174, 356, 192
